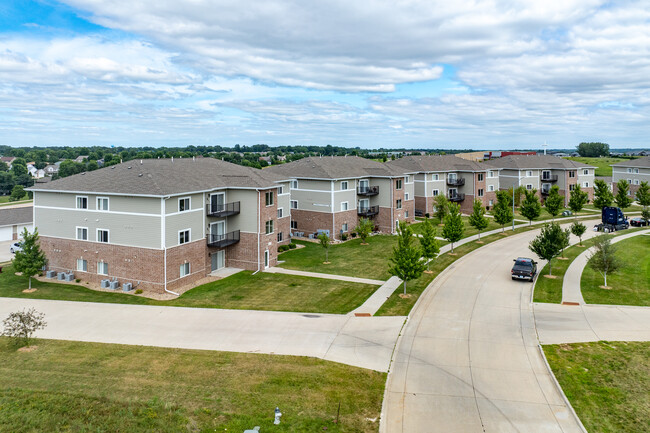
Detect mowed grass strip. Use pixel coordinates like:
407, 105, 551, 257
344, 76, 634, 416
0, 269, 377, 314
0, 338, 385, 433
410, 216, 519, 238
543, 341, 650, 433
581, 235, 650, 306
564, 156, 636, 177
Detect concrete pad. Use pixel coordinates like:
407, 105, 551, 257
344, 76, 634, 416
476, 398, 571, 433
400, 394, 484, 433
350, 276, 402, 316
405, 364, 475, 397
471, 367, 549, 404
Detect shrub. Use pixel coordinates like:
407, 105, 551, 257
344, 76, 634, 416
341, 233, 348, 241
134, 289, 143, 294
75, 279, 81, 283
2, 308, 46, 347
288, 243, 297, 249
425, 213, 430, 219
278, 245, 290, 252
351, 232, 357, 238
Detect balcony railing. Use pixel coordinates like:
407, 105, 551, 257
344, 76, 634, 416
448, 193, 465, 202
357, 185, 379, 196
446, 177, 465, 186
207, 230, 240, 248
207, 201, 240, 217
541, 189, 551, 196
541, 174, 558, 182
358, 205, 379, 217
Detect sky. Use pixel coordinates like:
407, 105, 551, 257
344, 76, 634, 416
0, 0, 649, 150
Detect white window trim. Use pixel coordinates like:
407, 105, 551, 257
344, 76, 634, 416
290, 200, 298, 209
96, 228, 109, 243
76, 258, 87, 272
488, 185, 495, 192
76, 226, 88, 241
526, 171, 533, 177
405, 175, 413, 184
341, 223, 348, 233
526, 184, 533, 190
583, 169, 589, 175
432, 189, 439, 196
583, 182, 589, 187
432, 174, 439, 181
97, 261, 108, 275
265, 190, 274, 207
341, 181, 349, 190
178, 228, 191, 245
178, 196, 191, 212
179, 262, 190, 278
477, 173, 484, 182
265, 219, 274, 235
290, 180, 298, 189
488, 171, 495, 178
341, 201, 349, 211
277, 186, 284, 195
405, 192, 410, 200
277, 207, 284, 218
478, 189, 484, 197
396, 199, 402, 209
96, 196, 109, 211
76, 195, 88, 209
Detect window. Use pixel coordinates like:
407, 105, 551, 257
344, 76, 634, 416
488, 200, 494, 206
97, 229, 109, 243
627, 168, 633, 173
405, 210, 409, 218
477, 173, 484, 181
405, 193, 409, 200
97, 197, 109, 211
277, 186, 284, 195
432, 189, 439, 196
290, 200, 298, 209
526, 184, 533, 190
406, 175, 411, 183
432, 174, 439, 181
76, 259, 87, 272
265, 191, 274, 206
76, 196, 88, 209
569, 171, 576, 178
341, 201, 349, 211
76, 227, 88, 241
634, 168, 639, 174
526, 171, 533, 177
583, 182, 589, 188
291, 220, 298, 229
341, 181, 348, 190
290, 180, 298, 189
569, 184, 576, 191
97, 261, 108, 275
179, 229, 190, 245
396, 179, 402, 190
488, 185, 495, 192
277, 232, 283, 242
627, 178, 633, 184
396, 199, 402, 209
180, 262, 190, 278
488, 170, 495, 178
265, 220, 274, 234
478, 189, 484, 197
634, 179, 640, 185
583, 169, 589, 175
277, 207, 284, 218
341, 223, 348, 233
178, 197, 190, 212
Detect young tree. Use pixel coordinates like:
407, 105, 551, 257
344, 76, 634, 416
389, 221, 425, 295
2, 308, 46, 347
588, 234, 621, 287
442, 202, 464, 253
11, 228, 47, 290
317, 233, 331, 264
544, 185, 564, 221
520, 189, 542, 225
570, 221, 587, 246
468, 199, 489, 241
614, 179, 632, 209
568, 184, 589, 216
355, 218, 373, 245
493, 190, 513, 232
9, 184, 25, 201
434, 194, 449, 224
559, 225, 571, 257
636, 181, 650, 222
593, 179, 614, 209
418, 218, 439, 272
529, 223, 566, 276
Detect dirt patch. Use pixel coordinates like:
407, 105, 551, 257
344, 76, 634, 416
499, 232, 509, 236
17, 345, 38, 353
423, 270, 433, 274
398, 294, 412, 299
323, 261, 331, 264
543, 274, 558, 279
22, 288, 37, 293
447, 252, 458, 256
14, 272, 23, 276
557, 257, 569, 260
475, 241, 484, 244
599, 285, 613, 290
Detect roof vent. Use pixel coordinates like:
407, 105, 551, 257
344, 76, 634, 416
128, 166, 132, 169
140, 160, 143, 164
81, 172, 85, 175
111, 166, 115, 169
138, 173, 143, 177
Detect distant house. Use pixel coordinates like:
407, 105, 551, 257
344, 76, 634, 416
611, 156, 650, 196
259, 156, 272, 165
0, 207, 33, 242
44, 164, 59, 175
74, 155, 89, 163
1, 156, 16, 168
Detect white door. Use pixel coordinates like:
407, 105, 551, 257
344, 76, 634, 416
210, 221, 225, 241
359, 198, 369, 212
211, 193, 225, 213
359, 179, 369, 192
211, 250, 225, 271
264, 250, 270, 268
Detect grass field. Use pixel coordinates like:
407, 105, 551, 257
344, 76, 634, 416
410, 216, 520, 238
564, 156, 638, 177
543, 341, 650, 433
581, 235, 650, 306
0, 269, 377, 314
0, 338, 385, 432
0, 194, 31, 206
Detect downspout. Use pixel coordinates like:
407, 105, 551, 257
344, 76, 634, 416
331, 180, 335, 238
162, 196, 179, 296
391, 179, 394, 233
253, 189, 261, 274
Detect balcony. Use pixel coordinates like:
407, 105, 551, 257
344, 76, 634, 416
207, 230, 240, 248
358, 205, 379, 217
448, 193, 465, 202
446, 177, 465, 187
357, 185, 379, 196
541, 174, 558, 182
541, 189, 551, 196
207, 201, 240, 217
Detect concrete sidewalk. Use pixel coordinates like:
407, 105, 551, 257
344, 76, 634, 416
264, 266, 385, 285
350, 276, 402, 316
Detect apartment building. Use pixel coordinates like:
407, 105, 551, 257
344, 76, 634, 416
486, 155, 595, 205
385, 155, 500, 214
611, 157, 650, 196
28, 158, 290, 293
266, 156, 415, 238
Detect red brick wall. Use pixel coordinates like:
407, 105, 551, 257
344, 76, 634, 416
259, 187, 280, 268
333, 209, 359, 239
376, 206, 393, 233
227, 232, 262, 271
289, 209, 333, 238
166, 240, 208, 291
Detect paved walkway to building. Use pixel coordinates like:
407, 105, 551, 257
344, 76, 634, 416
0, 297, 405, 372
350, 276, 402, 316
561, 228, 650, 305
264, 266, 385, 285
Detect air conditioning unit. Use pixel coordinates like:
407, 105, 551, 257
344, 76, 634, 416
100, 279, 110, 288
64, 273, 75, 282
46, 270, 57, 278
122, 282, 132, 292
109, 280, 119, 290
57, 272, 66, 280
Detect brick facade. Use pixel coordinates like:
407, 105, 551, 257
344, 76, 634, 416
333, 209, 359, 238
376, 206, 393, 233
290, 209, 333, 238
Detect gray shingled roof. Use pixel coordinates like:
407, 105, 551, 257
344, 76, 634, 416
385, 155, 492, 172
484, 155, 595, 170
27, 158, 288, 196
0, 206, 33, 227
266, 156, 411, 179
610, 156, 650, 168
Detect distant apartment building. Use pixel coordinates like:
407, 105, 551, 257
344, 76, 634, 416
611, 156, 650, 196
486, 155, 595, 205
385, 155, 500, 214
266, 156, 415, 238
28, 158, 290, 293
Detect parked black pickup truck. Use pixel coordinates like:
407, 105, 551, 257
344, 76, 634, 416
511, 257, 537, 281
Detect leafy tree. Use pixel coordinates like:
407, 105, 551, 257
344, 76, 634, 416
11, 228, 47, 291
58, 160, 86, 178
355, 218, 373, 245
593, 179, 613, 209
614, 179, 632, 209
9, 185, 25, 201
0, 171, 16, 195
570, 221, 587, 246
317, 233, 331, 263
468, 199, 489, 240
642, 208, 650, 225
636, 182, 650, 218
588, 234, 621, 287
9, 158, 27, 177
442, 203, 464, 252
2, 308, 47, 347
520, 189, 542, 225
544, 185, 564, 221
568, 184, 589, 216
559, 224, 571, 257
87, 160, 99, 171
0, 161, 8, 171
529, 223, 566, 276
493, 190, 513, 232
508, 185, 526, 207
389, 222, 425, 295
434, 194, 449, 223
418, 218, 439, 272
576, 142, 609, 157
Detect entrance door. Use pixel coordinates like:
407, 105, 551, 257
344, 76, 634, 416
264, 250, 270, 268
448, 188, 457, 199
358, 179, 369, 193
211, 193, 225, 213
210, 221, 225, 240
211, 250, 225, 271
359, 198, 369, 212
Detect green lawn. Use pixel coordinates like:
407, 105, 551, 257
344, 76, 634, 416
581, 235, 650, 306
0, 268, 377, 314
543, 341, 650, 433
0, 195, 31, 206
564, 156, 638, 177
0, 338, 385, 433
410, 216, 521, 238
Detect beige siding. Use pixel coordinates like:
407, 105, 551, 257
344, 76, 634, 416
294, 179, 331, 191
165, 193, 203, 215
334, 189, 357, 211
291, 189, 332, 212
225, 189, 259, 233
165, 210, 204, 247
368, 178, 393, 207
35, 192, 160, 214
